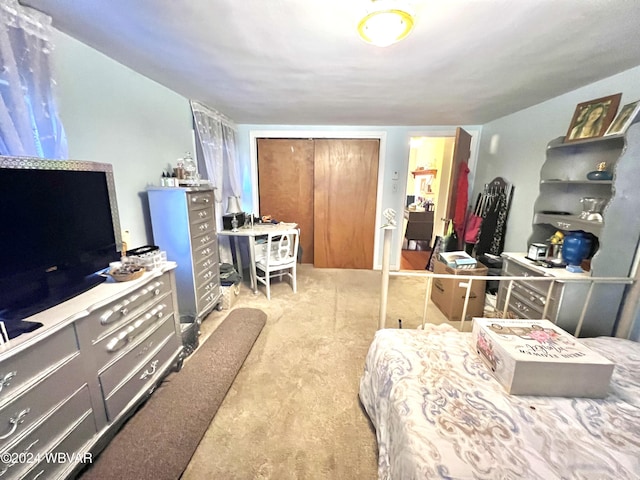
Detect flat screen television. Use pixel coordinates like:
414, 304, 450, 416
0, 156, 122, 327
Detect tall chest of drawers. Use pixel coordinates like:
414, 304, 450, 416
147, 187, 222, 320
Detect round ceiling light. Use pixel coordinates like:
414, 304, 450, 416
357, 8, 414, 47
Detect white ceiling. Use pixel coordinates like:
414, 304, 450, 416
22, 0, 640, 126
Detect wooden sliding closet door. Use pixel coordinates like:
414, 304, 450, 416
257, 138, 315, 263
314, 139, 379, 269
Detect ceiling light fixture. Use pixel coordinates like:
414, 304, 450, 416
357, 1, 415, 47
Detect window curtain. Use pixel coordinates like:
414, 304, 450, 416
0, 0, 67, 159
190, 100, 241, 263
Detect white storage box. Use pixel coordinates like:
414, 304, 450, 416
220, 284, 240, 310
438, 251, 477, 269
472, 318, 614, 398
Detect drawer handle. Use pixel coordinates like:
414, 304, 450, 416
100, 281, 165, 325
199, 223, 209, 231
0, 371, 17, 393
198, 211, 208, 218
106, 304, 166, 352
31, 470, 45, 480
0, 408, 30, 440
514, 301, 529, 313
140, 360, 159, 380
140, 281, 164, 296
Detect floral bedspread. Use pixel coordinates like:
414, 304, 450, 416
359, 323, 640, 480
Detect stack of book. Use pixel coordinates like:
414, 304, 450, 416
438, 251, 477, 269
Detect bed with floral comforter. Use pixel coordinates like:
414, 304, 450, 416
359, 323, 640, 480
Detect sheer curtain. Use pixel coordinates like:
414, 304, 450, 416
190, 100, 242, 263
0, 0, 67, 158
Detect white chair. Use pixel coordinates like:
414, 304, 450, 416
255, 228, 299, 300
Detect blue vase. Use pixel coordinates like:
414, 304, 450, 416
562, 231, 592, 266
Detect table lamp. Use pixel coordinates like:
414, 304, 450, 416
226, 196, 242, 214
226, 196, 243, 232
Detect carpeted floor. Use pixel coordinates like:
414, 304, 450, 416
79, 308, 266, 480
181, 264, 455, 479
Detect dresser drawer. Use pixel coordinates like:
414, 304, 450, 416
103, 334, 180, 421
188, 191, 215, 211
188, 202, 213, 223
0, 325, 78, 406
510, 281, 549, 310
509, 290, 544, 318
0, 354, 83, 452
20, 410, 95, 480
193, 250, 218, 279
193, 241, 217, 264
191, 219, 216, 240
195, 263, 219, 289
0, 385, 94, 479
196, 278, 220, 310
92, 297, 173, 370
99, 315, 177, 400
502, 260, 553, 296
192, 232, 216, 250
78, 275, 172, 343
503, 258, 545, 277
197, 289, 220, 314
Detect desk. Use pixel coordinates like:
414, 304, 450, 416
218, 223, 298, 294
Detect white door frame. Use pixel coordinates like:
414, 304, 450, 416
249, 130, 387, 269
399, 127, 482, 269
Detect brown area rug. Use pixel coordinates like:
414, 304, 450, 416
79, 308, 266, 480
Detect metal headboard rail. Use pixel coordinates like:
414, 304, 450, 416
378, 217, 636, 338
383, 270, 633, 337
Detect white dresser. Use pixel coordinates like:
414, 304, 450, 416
0, 266, 182, 479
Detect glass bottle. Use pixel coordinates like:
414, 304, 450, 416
183, 152, 197, 184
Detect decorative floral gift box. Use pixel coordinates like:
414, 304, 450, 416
472, 318, 614, 397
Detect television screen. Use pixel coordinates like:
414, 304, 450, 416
0, 157, 122, 326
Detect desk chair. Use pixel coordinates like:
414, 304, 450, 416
255, 228, 299, 300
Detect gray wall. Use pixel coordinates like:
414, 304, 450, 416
51, 31, 194, 248
474, 65, 640, 252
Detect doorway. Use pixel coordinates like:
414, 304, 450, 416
400, 128, 473, 270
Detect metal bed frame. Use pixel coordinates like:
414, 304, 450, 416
378, 225, 635, 338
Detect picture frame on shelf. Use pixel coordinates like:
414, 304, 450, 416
564, 93, 622, 143
604, 100, 640, 136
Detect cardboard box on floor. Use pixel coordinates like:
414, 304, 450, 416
472, 318, 614, 397
431, 261, 488, 321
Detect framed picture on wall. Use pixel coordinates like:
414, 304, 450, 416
604, 100, 640, 136
564, 93, 622, 142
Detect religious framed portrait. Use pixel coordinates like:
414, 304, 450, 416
564, 93, 622, 143
604, 100, 640, 136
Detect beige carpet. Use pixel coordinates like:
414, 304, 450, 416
182, 264, 457, 480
